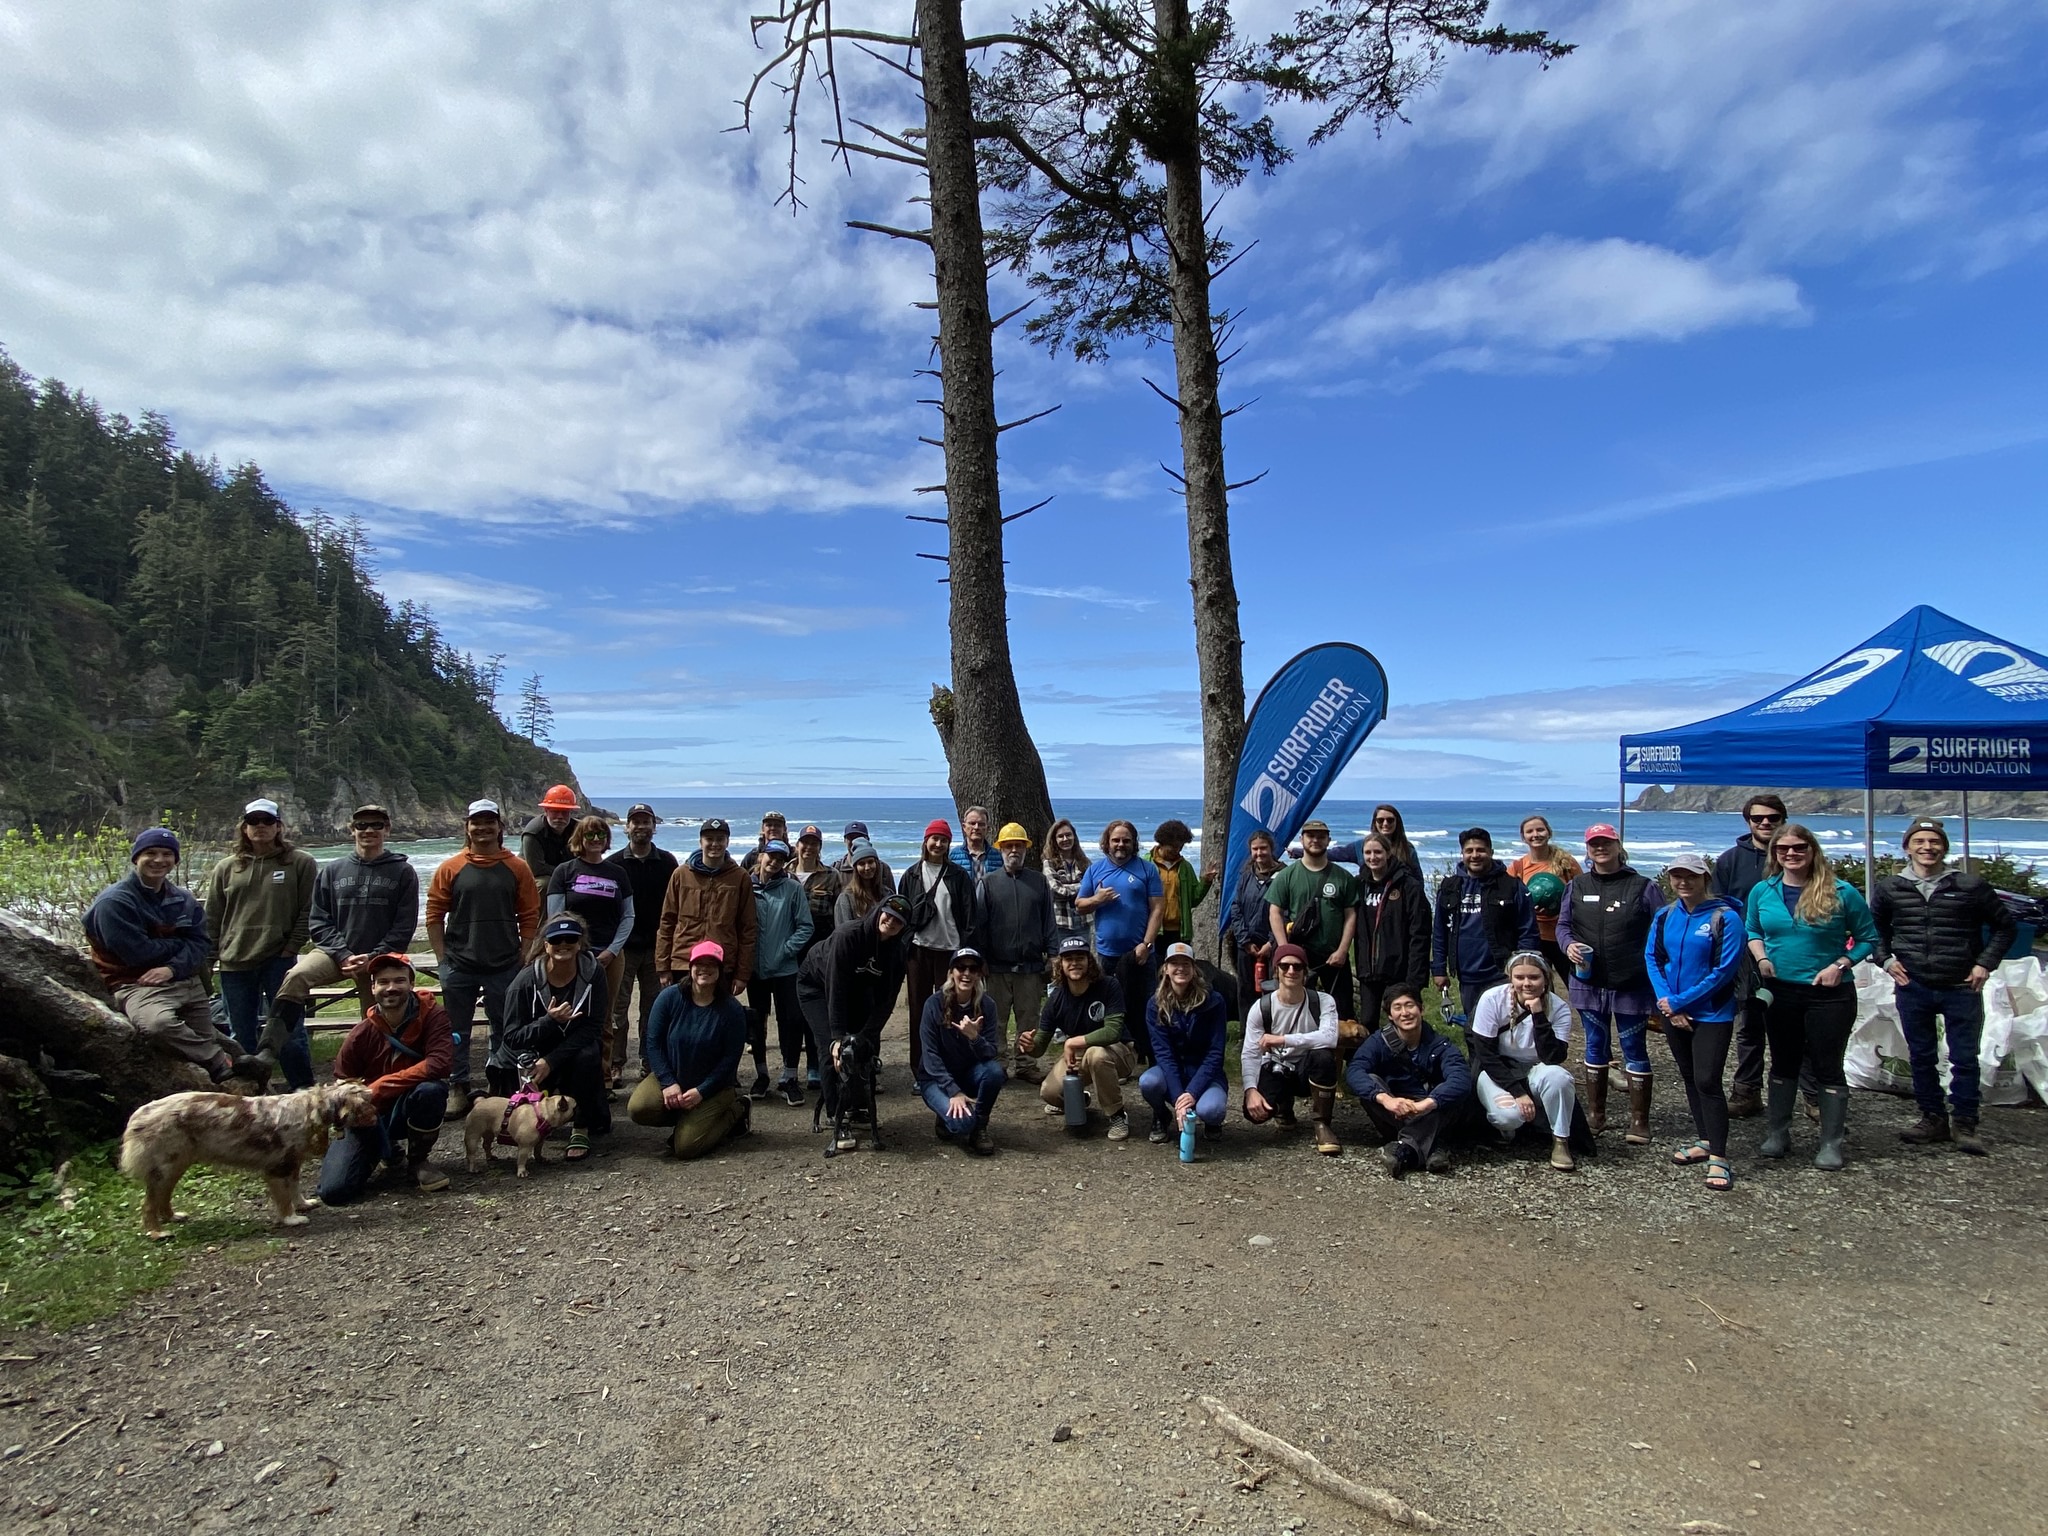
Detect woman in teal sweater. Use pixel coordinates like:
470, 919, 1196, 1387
1744, 823, 1878, 1171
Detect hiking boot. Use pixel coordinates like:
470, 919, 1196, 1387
1106, 1111, 1130, 1142
1043, 1100, 1064, 1115
1274, 1102, 1298, 1128
409, 1133, 450, 1192
1758, 1078, 1797, 1159
1899, 1112, 1950, 1145
779, 1075, 806, 1107
444, 1084, 472, 1122
1379, 1142, 1416, 1179
1952, 1117, 1988, 1156
1310, 1086, 1341, 1157
1550, 1137, 1577, 1172
1425, 1149, 1453, 1175
1625, 1073, 1653, 1145
225, 1052, 272, 1091
1727, 1080, 1763, 1119
1813, 1086, 1849, 1171
1803, 1094, 1821, 1123
1584, 1068, 1608, 1134
734, 1098, 753, 1137
969, 1124, 995, 1156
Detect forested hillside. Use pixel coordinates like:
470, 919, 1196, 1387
0, 349, 579, 837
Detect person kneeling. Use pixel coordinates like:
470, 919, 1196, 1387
1140, 943, 1229, 1145
318, 953, 455, 1203
1019, 935, 1137, 1140
497, 914, 610, 1163
1469, 951, 1591, 1172
1345, 983, 1471, 1178
1239, 943, 1343, 1155
628, 940, 750, 1158
919, 948, 1006, 1154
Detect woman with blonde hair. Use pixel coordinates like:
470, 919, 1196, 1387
1745, 823, 1878, 1170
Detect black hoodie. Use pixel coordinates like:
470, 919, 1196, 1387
798, 906, 907, 1042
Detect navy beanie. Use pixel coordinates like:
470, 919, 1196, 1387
130, 827, 181, 862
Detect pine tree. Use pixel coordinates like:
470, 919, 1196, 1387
516, 673, 554, 746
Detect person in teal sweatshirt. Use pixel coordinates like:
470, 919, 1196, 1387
1743, 823, 1878, 1172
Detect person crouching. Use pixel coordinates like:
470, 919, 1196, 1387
1468, 951, 1589, 1172
1140, 943, 1229, 1145
1019, 934, 1137, 1140
497, 913, 610, 1163
1345, 983, 1472, 1178
1239, 943, 1343, 1155
317, 953, 454, 1203
628, 940, 751, 1157
917, 947, 1006, 1154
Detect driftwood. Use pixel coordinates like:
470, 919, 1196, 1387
0, 911, 210, 1167
1197, 1395, 1444, 1531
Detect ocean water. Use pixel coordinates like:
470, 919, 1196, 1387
308, 796, 2048, 886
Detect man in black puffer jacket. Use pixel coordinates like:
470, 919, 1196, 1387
1872, 818, 2016, 1155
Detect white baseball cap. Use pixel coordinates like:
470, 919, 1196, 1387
243, 798, 281, 819
466, 798, 502, 819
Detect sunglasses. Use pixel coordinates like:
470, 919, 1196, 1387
1274, 961, 1307, 973
544, 935, 582, 947
244, 815, 279, 827
1772, 843, 1810, 855
351, 822, 389, 833
1748, 813, 1784, 825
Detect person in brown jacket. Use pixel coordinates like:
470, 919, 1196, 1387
657, 818, 757, 996
317, 953, 455, 1202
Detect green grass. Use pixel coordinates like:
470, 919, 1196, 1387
309, 1030, 345, 1067
0, 1144, 268, 1333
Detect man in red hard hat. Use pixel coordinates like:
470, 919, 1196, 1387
521, 784, 581, 884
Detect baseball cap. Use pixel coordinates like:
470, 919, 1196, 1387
844, 820, 869, 839
763, 838, 791, 857
924, 818, 953, 839
700, 817, 730, 836
466, 799, 501, 819
1163, 941, 1197, 962
761, 810, 787, 825
688, 940, 725, 965
626, 803, 658, 820
351, 803, 391, 825
1665, 851, 1711, 875
540, 915, 586, 944
1056, 933, 1093, 956
950, 946, 984, 968
366, 951, 416, 974
1584, 823, 1621, 843
798, 823, 823, 842
1300, 819, 1330, 835
877, 894, 912, 923
243, 798, 281, 820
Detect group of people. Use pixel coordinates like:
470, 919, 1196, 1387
82, 788, 2020, 1200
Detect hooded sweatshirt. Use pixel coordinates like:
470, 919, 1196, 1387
426, 845, 541, 974
308, 848, 420, 961
656, 850, 758, 984
917, 988, 1003, 1095
498, 950, 608, 1080
84, 871, 211, 987
1432, 861, 1539, 986
205, 846, 318, 971
1354, 864, 1433, 987
751, 869, 814, 980
334, 992, 455, 1108
797, 906, 906, 1041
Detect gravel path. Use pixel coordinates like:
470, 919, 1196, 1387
5, 1015, 2046, 1536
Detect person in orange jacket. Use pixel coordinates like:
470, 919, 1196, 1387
426, 799, 540, 1119
317, 953, 455, 1202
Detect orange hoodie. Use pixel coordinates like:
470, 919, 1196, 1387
425, 846, 540, 973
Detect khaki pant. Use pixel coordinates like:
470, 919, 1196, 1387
984, 969, 1049, 1051
1036, 1041, 1137, 1115
114, 978, 230, 1068
274, 947, 359, 1008
626, 1075, 745, 1159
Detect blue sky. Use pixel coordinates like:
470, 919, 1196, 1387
4, 0, 2045, 802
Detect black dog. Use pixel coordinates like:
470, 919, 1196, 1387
813, 1032, 884, 1158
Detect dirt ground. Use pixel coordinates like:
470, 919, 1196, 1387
4, 1004, 2046, 1536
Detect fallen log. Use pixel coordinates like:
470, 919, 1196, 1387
1197, 1395, 1444, 1530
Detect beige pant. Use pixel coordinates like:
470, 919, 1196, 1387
114, 978, 229, 1067
985, 969, 1049, 1054
274, 947, 349, 1007
626, 1075, 744, 1159
1036, 1041, 1138, 1115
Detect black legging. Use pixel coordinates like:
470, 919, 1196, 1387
1763, 979, 1855, 1089
747, 974, 809, 1074
1665, 1019, 1735, 1155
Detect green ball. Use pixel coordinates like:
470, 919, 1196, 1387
1525, 871, 1566, 914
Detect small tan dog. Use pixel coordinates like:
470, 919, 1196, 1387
120, 1081, 378, 1239
463, 1092, 577, 1177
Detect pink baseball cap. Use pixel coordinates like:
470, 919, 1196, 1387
1584, 823, 1621, 843
687, 940, 725, 965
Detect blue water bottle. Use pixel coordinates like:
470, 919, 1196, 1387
1179, 1111, 1199, 1163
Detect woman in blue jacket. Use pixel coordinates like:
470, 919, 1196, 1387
1645, 853, 1746, 1191
1140, 943, 1230, 1146
917, 947, 1006, 1155
1744, 824, 1879, 1171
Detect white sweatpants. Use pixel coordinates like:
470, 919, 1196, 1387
1477, 1064, 1576, 1139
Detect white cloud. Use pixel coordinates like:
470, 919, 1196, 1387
1380, 675, 1794, 743
1011, 584, 1159, 611
378, 571, 550, 614
1319, 238, 1804, 365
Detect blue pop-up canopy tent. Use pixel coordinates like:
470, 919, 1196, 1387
1619, 605, 2048, 869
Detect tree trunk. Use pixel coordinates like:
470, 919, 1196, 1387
918, 0, 1056, 845
1153, 0, 1248, 946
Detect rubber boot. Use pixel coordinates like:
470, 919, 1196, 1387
1550, 1136, 1576, 1172
256, 994, 305, 1063
1625, 1073, 1653, 1145
408, 1132, 449, 1191
1813, 1086, 1850, 1171
1310, 1087, 1341, 1157
1758, 1078, 1797, 1159
1584, 1066, 1609, 1134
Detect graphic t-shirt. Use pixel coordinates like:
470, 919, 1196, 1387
1266, 860, 1358, 959
1079, 856, 1165, 958
547, 859, 628, 951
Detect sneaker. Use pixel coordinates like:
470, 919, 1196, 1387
1042, 1101, 1063, 1115
807, 1068, 821, 1092
414, 1162, 450, 1192
780, 1076, 805, 1107
1148, 1116, 1171, 1145
1106, 1111, 1130, 1142
444, 1085, 472, 1122
748, 1072, 774, 1101
1898, 1112, 1950, 1145
1953, 1117, 1988, 1156
1380, 1142, 1416, 1179
734, 1098, 754, 1137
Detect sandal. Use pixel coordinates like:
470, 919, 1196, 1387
1671, 1139, 1711, 1165
565, 1130, 591, 1162
1704, 1155, 1733, 1191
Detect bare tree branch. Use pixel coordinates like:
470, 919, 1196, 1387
847, 220, 935, 244
996, 404, 1062, 433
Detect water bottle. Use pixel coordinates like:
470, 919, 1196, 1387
1062, 1069, 1088, 1130
1179, 1111, 1199, 1163
1255, 959, 1272, 995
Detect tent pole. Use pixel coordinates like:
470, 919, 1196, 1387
1962, 791, 1972, 873
1617, 773, 1627, 845
1864, 788, 1876, 894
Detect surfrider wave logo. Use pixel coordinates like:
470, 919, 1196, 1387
1924, 640, 2048, 702
1888, 737, 1928, 774
1756, 647, 1901, 714
1240, 772, 1299, 828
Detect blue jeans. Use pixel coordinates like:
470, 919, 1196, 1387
921, 1059, 1006, 1140
316, 1080, 448, 1205
1894, 978, 1985, 1120
440, 963, 517, 1090
219, 957, 311, 1088
1138, 1066, 1227, 1129
1581, 1009, 1652, 1074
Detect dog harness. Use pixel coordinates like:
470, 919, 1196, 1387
496, 1087, 555, 1145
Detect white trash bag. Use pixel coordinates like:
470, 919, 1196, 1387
1844, 958, 2041, 1107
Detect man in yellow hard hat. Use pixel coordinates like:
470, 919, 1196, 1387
973, 822, 1055, 1079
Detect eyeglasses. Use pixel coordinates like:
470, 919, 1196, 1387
1748, 813, 1784, 825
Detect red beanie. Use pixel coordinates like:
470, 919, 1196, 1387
925, 819, 953, 839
